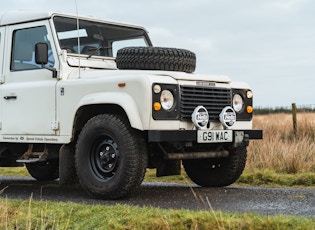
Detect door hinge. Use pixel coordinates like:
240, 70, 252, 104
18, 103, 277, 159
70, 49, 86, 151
51, 121, 60, 131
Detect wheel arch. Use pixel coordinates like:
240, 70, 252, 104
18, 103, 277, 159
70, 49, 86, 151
72, 93, 144, 141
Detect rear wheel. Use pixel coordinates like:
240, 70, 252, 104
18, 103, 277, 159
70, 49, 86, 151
75, 114, 147, 199
25, 160, 59, 181
183, 147, 247, 187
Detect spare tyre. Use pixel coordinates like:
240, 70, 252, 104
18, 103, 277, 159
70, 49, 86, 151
116, 47, 196, 73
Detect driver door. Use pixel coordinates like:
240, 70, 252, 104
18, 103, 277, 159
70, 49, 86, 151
1, 22, 58, 135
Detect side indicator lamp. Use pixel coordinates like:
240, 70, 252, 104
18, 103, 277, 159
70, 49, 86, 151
118, 83, 126, 87
153, 102, 161, 111
247, 106, 253, 114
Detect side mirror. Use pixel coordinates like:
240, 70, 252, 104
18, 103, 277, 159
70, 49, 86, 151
35, 42, 57, 78
35, 42, 48, 65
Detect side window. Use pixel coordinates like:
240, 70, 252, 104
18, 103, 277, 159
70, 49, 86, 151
11, 26, 55, 71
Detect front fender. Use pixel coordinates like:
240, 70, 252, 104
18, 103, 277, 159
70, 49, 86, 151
78, 92, 144, 130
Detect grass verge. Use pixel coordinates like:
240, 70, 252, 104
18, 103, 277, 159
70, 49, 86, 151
238, 169, 315, 188
1, 167, 314, 188
144, 168, 315, 189
0, 197, 314, 230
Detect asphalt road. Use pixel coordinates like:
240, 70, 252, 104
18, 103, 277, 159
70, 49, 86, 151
0, 176, 314, 218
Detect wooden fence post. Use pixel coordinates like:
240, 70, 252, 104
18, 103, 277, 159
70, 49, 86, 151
292, 103, 297, 137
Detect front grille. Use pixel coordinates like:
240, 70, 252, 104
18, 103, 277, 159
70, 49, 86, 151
180, 86, 232, 121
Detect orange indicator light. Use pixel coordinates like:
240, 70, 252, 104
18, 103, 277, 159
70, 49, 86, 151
153, 102, 161, 111
247, 106, 253, 114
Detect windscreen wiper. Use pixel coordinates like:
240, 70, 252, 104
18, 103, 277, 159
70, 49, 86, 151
87, 46, 112, 58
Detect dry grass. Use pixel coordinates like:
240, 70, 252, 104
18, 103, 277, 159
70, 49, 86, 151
247, 112, 315, 174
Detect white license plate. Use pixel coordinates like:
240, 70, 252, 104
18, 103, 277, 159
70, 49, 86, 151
197, 130, 233, 143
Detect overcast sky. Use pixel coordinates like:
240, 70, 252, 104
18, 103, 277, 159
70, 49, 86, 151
1, 0, 315, 107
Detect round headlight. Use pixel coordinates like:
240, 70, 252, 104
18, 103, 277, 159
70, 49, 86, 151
160, 90, 174, 110
233, 94, 244, 112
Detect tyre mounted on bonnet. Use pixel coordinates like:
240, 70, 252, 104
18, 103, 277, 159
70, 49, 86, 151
0, 11, 262, 200
116, 47, 196, 73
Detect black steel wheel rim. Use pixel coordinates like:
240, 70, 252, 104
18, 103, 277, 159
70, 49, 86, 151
90, 136, 119, 181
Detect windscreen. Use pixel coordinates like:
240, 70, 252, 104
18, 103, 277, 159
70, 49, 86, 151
53, 16, 151, 57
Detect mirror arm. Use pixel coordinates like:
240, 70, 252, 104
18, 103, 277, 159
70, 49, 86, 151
42, 65, 58, 78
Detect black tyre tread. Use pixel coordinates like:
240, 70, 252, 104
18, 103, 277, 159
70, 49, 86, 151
183, 147, 247, 187
75, 114, 147, 199
116, 46, 196, 73
25, 160, 59, 181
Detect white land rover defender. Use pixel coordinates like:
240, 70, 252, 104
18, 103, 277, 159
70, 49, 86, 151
0, 11, 262, 199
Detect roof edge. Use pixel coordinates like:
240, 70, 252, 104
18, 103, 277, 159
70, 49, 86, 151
0, 10, 148, 32
0, 10, 53, 26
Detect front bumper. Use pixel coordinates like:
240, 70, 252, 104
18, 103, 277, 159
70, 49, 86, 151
148, 129, 263, 142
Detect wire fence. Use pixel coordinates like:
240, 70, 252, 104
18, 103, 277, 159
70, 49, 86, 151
254, 104, 315, 115
254, 103, 315, 136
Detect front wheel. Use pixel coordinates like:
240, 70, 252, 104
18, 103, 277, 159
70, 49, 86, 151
75, 114, 147, 199
183, 147, 247, 187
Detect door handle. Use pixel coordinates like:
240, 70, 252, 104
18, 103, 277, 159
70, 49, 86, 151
4, 96, 17, 100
